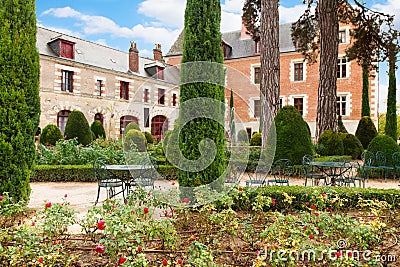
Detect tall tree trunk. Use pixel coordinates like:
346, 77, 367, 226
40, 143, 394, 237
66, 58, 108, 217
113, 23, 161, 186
385, 48, 398, 141
361, 63, 371, 117
260, 0, 280, 150
315, 0, 339, 140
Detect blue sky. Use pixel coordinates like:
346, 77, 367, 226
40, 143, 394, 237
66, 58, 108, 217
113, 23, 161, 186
36, 0, 400, 112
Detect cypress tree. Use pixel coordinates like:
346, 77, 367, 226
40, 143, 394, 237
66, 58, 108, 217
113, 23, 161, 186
361, 64, 371, 117
385, 45, 398, 141
229, 90, 236, 144
177, 0, 225, 187
0, 0, 40, 202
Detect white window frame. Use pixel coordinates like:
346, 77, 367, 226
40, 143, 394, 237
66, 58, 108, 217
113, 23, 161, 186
249, 97, 261, 118
250, 63, 261, 85
290, 59, 307, 82
338, 26, 350, 44
337, 92, 352, 117
337, 56, 349, 79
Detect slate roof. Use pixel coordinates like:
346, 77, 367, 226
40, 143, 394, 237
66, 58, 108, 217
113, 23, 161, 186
36, 26, 169, 79
166, 23, 296, 59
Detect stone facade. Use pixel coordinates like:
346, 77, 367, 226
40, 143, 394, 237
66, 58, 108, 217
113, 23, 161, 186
37, 27, 179, 140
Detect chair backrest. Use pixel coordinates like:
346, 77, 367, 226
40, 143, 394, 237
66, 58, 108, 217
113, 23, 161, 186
392, 152, 400, 167
302, 155, 313, 175
361, 151, 375, 166
271, 159, 294, 180
375, 151, 386, 166
94, 157, 110, 183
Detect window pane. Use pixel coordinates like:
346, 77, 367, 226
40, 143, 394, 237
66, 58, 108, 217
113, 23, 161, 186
294, 63, 303, 81
254, 67, 261, 84
294, 98, 304, 116
254, 99, 261, 118
158, 89, 165, 105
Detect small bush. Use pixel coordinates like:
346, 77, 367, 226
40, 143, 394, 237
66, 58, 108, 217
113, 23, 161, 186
125, 122, 140, 133
367, 134, 400, 166
90, 121, 106, 139
317, 130, 344, 156
355, 116, 377, 149
40, 124, 63, 146
124, 129, 147, 152
237, 129, 249, 144
144, 131, 154, 144
337, 115, 348, 133
274, 106, 313, 164
340, 133, 363, 159
64, 111, 93, 145
250, 132, 261, 146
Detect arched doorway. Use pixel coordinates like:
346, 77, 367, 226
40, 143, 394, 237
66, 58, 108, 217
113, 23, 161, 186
151, 115, 168, 141
120, 115, 139, 135
57, 110, 71, 135
94, 113, 104, 125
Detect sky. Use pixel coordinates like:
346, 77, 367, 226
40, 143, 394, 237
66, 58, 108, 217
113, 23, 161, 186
36, 0, 400, 112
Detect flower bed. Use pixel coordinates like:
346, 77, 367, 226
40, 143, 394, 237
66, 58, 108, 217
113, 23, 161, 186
0, 187, 399, 266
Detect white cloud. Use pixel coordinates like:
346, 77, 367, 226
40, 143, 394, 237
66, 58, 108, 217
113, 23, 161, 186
372, 0, 400, 30
41, 6, 81, 18
221, 11, 242, 32
37, 23, 83, 38
222, 0, 245, 14
139, 49, 153, 57
131, 24, 181, 51
94, 39, 108, 46
279, 4, 308, 24
138, 0, 185, 28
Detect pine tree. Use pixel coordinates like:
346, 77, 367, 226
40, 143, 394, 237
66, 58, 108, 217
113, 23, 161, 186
177, 0, 225, 187
0, 0, 40, 202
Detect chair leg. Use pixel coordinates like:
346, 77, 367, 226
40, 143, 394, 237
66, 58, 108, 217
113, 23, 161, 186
94, 186, 101, 206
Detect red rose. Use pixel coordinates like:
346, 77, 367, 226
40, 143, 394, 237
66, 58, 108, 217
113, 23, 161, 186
309, 234, 314, 239
238, 187, 243, 192
272, 198, 276, 206
45, 202, 52, 208
64, 194, 68, 198
31, 221, 35, 226
315, 212, 319, 217
97, 220, 105, 230
137, 246, 143, 252
177, 259, 183, 264
162, 258, 168, 266
303, 225, 307, 230
0, 195, 3, 201
144, 207, 149, 214
38, 258, 43, 263
183, 198, 190, 204
119, 257, 127, 265
321, 193, 327, 197
310, 205, 316, 210
336, 251, 342, 258
95, 244, 105, 253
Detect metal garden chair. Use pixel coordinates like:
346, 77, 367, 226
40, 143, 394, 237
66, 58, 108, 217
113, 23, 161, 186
267, 159, 294, 186
302, 155, 327, 186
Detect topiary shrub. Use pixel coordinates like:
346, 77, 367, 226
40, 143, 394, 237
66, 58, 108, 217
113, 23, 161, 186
91, 121, 106, 139
355, 116, 377, 149
317, 130, 344, 156
274, 106, 313, 165
124, 129, 147, 152
144, 131, 154, 144
64, 110, 93, 146
237, 129, 249, 144
250, 132, 261, 146
337, 115, 348, 133
367, 135, 400, 166
125, 122, 140, 133
340, 133, 363, 159
40, 124, 63, 146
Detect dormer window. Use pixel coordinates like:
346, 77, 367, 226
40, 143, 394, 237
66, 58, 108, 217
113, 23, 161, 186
221, 41, 232, 59
157, 66, 164, 80
60, 40, 75, 59
48, 38, 76, 59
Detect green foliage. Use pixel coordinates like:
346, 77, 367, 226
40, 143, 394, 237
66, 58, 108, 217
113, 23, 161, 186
36, 139, 124, 165
249, 132, 261, 146
237, 129, 249, 144
274, 106, 313, 164
340, 133, 363, 159
355, 116, 378, 149
64, 111, 93, 145
90, 121, 106, 139
367, 135, 400, 166
124, 129, 147, 152
361, 65, 371, 117
144, 131, 154, 144
317, 130, 344, 156
125, 122, 140, 133
40, 124, 63, 146
337, 115, 348, 133
0, 0, 40, 202
378, 113, 400, 138
178, 0, 226, 187
385, 56, 398, 141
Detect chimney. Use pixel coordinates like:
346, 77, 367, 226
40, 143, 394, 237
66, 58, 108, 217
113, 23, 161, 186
153, 43, 163, 61
241, 20, 252, 40
128, 41, 139, 73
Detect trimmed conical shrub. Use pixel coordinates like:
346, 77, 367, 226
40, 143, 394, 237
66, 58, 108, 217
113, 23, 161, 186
125, 122, 140, 133
91, 121, 106, 139
317, 130, 344, 156
64, 111, 93, 145
367, 135, 400, 166
340, 133, 363, 159
274, 106, 313, 164
40, 124, 63, 146
124, 129, 147, 152
355, 116, 377, 149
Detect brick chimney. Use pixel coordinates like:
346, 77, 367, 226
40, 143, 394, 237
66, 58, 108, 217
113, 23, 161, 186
129, 41, 139, 73
241, 21, 252, 40
153, 44, 163, 62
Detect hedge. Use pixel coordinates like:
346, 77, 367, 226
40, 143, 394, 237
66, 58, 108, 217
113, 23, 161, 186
32, 164, 178, 182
